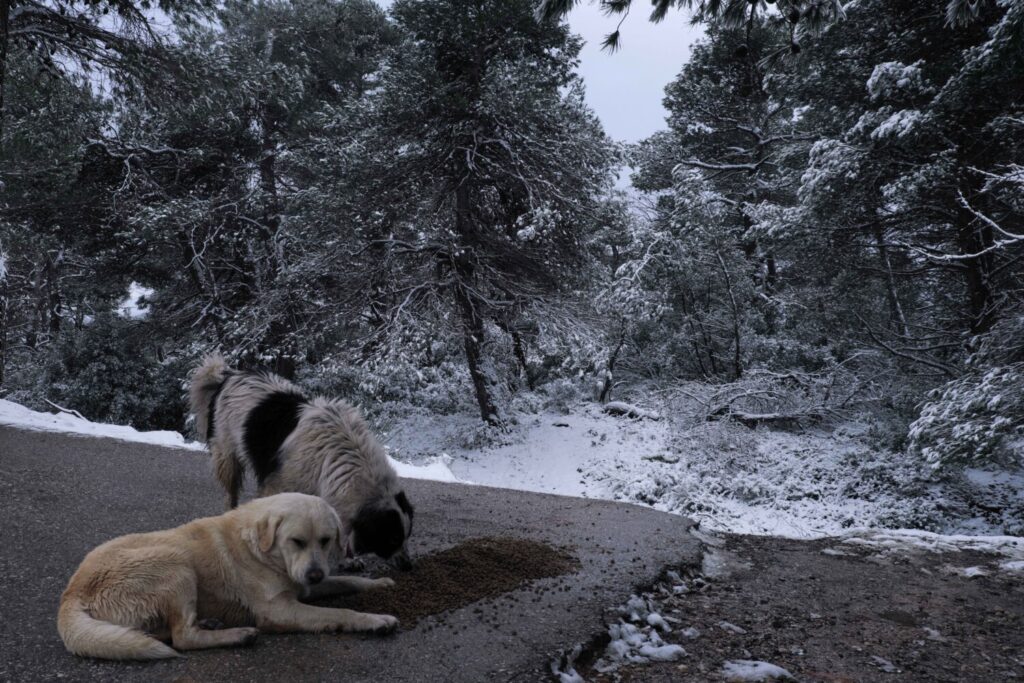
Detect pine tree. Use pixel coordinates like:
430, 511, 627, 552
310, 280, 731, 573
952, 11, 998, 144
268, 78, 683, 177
318, 0, 615, 423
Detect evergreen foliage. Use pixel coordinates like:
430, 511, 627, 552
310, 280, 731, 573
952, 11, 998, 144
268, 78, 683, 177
0, 0, 1020, 470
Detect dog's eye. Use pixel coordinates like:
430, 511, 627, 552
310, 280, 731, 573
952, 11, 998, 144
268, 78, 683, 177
319, 537, 330, 548
291, 538, 307, 549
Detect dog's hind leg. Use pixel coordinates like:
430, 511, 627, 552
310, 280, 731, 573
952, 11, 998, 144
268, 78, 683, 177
211, 444, 244, 510
165, 573, 259, 651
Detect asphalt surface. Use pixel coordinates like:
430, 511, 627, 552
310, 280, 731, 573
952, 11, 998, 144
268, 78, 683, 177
0, 425, 700, 682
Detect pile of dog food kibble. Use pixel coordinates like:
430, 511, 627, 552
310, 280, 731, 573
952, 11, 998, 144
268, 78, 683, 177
339, 537, 578, 625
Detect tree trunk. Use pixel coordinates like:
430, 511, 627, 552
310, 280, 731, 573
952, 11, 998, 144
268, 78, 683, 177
763, 252, 777, 336
0, 0, 9, 146
494, 316, 533, 392
45, 250, 62, 336
273, 354, 296, 380
956, 201, 995, 334
455, 279, 500, 425
873, 225, 909, 338
255, 37, 293, 370
258, 119, 282, 284
28, 262, 44, 348
257, 31, 282, 285
716, 249, 743, 380
0, 2, 7, 381
0, 248, 7, 389
453, 184, 500, 425
510, 328, 533, 391
599, 319, 626, 403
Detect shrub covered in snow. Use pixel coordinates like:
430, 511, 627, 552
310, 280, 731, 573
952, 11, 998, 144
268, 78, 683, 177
37, 315, 190, 431
909, 314, 1024, 470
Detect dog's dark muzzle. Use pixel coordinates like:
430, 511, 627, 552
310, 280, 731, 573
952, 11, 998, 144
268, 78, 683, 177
386, 549, 413, 571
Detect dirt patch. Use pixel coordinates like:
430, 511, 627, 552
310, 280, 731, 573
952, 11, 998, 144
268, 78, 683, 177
580, 534, 1024, 682
335, 536, 578, 626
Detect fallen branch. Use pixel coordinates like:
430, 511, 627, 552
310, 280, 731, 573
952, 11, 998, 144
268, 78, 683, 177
720, 411, 810, 428
43, 399, 86, 421
603, 401, 661, 420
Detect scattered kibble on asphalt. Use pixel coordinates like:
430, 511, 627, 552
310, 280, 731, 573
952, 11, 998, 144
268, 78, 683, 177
333, 536, 579, 626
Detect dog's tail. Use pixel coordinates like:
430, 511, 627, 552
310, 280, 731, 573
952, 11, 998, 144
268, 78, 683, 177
57, 596, 179, 660
190, 352, 229, 443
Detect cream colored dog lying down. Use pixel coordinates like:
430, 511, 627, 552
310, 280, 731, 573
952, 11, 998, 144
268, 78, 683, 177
58, 493, 397, 660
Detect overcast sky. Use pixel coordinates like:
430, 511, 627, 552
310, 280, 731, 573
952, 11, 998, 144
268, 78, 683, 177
565, 3, 705, 143
374, 1, 705, 144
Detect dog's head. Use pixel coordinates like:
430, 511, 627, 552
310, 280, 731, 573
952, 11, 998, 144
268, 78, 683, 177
349, 490, 415, 571
244, 493, 342, 588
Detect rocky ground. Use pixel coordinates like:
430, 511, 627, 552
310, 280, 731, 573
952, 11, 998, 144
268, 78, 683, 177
573, 532, 1024, 683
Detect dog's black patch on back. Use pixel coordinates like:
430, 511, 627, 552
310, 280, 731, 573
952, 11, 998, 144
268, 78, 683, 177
395, 490, 414, 533
243, 390, 305, 485
352, 505, 405, 559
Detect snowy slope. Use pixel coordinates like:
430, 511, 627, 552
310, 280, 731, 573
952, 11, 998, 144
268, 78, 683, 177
4, 397, 1020, 536
384, 401, 1024, 539
384, 405, 670, 498
0, 399, 459, 483
0, 398, 204, 450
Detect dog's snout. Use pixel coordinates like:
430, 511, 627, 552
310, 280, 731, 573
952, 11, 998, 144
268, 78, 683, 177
388, 551, 413, 572
306, 567, 325, 584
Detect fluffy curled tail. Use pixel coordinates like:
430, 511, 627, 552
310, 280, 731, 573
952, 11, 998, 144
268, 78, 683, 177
189, 352, 229, 443
57, 597, 178, 661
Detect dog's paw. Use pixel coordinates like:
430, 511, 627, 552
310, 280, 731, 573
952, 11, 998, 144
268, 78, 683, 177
373, 577, 396, 590
340, 612, 399, 635
338, 557, 366, 573
239, 627, 260, 646
370, 614, 399, 636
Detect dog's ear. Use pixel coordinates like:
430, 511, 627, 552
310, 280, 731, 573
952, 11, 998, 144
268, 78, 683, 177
327, 507, 345, 557
334, 526, 345, 557
256, 512, 281, 554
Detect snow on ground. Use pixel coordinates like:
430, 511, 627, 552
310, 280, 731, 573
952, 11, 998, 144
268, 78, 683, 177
0, 399, 460, 482
4, 393, 1021, 536
549, 590, 688, 680
383, 400, 1024, 539
841, 528, 1024, 558
0, 398, 204, 450
389, 454, 461, 483
383, 403, 669, 498
721, 659, 795, 681
837, 528, 1024, 575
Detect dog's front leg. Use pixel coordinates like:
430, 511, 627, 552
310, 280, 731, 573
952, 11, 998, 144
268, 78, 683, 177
253, 594, 398, 635
304, 576, 395, 601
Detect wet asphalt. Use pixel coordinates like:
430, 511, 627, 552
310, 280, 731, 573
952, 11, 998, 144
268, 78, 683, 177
0, 425, 699, 682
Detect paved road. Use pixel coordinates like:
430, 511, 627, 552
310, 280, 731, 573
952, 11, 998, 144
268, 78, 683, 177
0, 426, 700, 682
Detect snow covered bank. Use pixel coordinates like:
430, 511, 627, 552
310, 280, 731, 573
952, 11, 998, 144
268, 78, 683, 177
839, 528, 1024, 574
0, 399, 461, 483
4, 395, 1021, 534
383, 404, 670, 499
384, 401, 1024, 539
0, 398, 204, 450
388, 454, 462, 483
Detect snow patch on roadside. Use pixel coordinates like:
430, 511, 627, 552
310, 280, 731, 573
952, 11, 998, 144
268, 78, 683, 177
0, 399, 462, 483
389, 453, 462, 483
842, 528, 1024, 574
0, 398, 203, 450
842, 528, 1024, 560
593, 594, 686, 673
385, 402, 1024, 538
721, 659, 795, 681
385, 403, 670, 498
